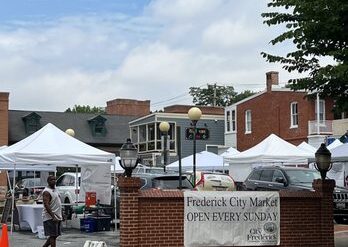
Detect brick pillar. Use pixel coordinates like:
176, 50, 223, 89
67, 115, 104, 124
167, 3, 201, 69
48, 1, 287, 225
118, 177, 141, 247
313, 179, 335, 247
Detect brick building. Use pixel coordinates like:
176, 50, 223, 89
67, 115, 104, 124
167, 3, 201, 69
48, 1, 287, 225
225, 71, 335, 151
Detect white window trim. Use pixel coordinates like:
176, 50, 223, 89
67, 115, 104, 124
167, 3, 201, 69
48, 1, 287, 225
245, 110, 252, 134
290, 102, 298, 128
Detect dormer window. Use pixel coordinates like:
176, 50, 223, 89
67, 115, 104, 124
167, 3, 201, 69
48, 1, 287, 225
22, 112, 41, 134
88, 115, 107, 137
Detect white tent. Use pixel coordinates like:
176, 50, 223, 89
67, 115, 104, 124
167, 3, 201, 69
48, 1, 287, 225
297, 142, 317, 154
0, 123, 115, 232
0, 123, 115, 166
225, 134, 312, 182
220, 147, 240, 157
327, 139, 343, 150
167, 151, 225, 172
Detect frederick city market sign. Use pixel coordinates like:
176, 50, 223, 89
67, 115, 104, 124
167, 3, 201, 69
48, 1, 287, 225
184, 191, 280, 246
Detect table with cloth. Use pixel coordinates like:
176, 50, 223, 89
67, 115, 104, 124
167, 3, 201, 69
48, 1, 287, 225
16, 204, 44, 233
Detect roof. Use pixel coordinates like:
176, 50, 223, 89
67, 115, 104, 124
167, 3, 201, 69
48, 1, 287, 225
9, 110, 137, 145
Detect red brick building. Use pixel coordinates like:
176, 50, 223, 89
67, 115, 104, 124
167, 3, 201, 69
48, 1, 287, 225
225, 71, 334, 151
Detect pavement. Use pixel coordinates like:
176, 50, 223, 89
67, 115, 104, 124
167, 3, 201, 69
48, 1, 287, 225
334, 224, 348, 247
5, 224, 348, 247
9, 228, 120, 247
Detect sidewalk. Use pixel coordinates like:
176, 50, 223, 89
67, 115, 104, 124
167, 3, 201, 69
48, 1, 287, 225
9, 228, 119, 247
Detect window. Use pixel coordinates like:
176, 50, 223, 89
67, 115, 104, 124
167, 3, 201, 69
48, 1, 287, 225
88, 115, 107, 137
290, 102, 298, 128
272, 170, 285, 183
134, 122, 176, 153
245, 110, 252, 133
22, 112, 41, 134
226, 111, 231, 132
260, 170, 274, 182
231, 110, 236, 132
315, 99, 325, 122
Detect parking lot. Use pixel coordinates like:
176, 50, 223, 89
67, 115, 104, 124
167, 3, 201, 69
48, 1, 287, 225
9, 228, 119, 247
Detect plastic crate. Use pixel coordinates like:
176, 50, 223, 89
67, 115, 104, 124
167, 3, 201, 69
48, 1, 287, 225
92, 216, 111, 231
84, 218, 96, 233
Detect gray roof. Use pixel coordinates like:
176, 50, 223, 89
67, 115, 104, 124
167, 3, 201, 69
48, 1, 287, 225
9, 110, 136, 145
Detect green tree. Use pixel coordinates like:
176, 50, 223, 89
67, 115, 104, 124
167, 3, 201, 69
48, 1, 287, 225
65, 105, 105, 114
261, 0, 348, 112
189, 84, 255, 107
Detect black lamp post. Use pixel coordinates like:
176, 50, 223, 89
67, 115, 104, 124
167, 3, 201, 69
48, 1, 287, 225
315, 143, 332, 180
119, 138, 139, 177
159, 121, 170, 172
188, 107, 202, 186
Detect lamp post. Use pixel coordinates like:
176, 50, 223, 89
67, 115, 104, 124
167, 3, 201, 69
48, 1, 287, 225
315, 143, 332, 180
119, 138, 139, 177
188, 107, 202, 186
159, 121, 170, 172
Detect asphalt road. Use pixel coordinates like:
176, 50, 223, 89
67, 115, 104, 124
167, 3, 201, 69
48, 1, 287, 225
9, 228, 119, 247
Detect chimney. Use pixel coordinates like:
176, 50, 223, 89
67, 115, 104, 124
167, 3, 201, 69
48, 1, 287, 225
266, 71, 279, 92
0, 92, 9, 145
106, 98, 150, 117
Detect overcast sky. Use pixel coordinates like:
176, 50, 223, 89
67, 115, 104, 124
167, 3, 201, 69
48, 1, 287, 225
0, 0, 295, 112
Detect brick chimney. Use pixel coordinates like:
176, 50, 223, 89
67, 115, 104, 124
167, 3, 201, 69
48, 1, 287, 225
0, 92, 9, 146
266, 71, 279, 92
0, 92, 9, 187
106, 98, 150, 117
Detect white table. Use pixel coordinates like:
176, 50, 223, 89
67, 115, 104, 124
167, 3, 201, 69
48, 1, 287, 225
16, 204, 44, 233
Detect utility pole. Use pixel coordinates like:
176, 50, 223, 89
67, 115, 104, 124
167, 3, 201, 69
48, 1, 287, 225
213, 83, 217, 107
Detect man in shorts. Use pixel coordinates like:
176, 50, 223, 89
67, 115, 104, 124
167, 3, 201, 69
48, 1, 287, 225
42, 175, 62, 247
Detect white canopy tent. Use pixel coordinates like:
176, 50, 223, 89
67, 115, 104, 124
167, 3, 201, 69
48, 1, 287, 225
225, 134, 312, 182
220, 147, 240, 157
297, 142, 317, 154
0, 123, 115, 232
327, 139, 343, 150
167, 151, 225, 172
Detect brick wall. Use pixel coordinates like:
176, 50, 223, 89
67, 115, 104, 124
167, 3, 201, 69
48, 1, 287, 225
119, 177, 335, 247
164, 105, 224, 115
0, 92, 9, 186
106, 98, 150, 117
236, 91, 334, 151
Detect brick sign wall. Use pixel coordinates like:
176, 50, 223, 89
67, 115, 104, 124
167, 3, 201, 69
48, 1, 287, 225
119, 178, 334, 247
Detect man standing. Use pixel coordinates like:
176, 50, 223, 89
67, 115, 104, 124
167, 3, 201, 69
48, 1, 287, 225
42, 175, 62, 247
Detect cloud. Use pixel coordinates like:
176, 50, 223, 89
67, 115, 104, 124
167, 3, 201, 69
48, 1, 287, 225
0, 0, 294, 111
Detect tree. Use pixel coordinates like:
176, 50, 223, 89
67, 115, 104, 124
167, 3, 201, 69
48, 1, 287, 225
261, 0, 348, 112
189, 84, 255, 107
65, 105, 106, 114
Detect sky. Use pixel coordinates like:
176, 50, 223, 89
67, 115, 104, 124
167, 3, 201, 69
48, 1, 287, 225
0, 0, 295, 112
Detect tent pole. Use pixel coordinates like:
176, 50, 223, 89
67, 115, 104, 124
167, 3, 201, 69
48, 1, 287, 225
6, 171, 12, 192
11, 164, 16, 234
113, 163, 117, 229
75, 165, 78, 205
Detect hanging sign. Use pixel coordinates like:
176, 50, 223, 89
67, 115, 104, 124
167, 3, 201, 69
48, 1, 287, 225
184, 191, 280, 246
185, 128, 209, 140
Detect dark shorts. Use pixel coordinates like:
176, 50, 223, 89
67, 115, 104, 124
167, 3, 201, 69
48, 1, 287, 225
43, 219, 61, 237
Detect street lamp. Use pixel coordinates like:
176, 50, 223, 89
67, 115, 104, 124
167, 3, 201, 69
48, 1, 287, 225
159, 121, 170, 172
315, 143, 332, 180
119, 138, 139, 177
188, 107, 202, 187
65, 128, 75, 137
